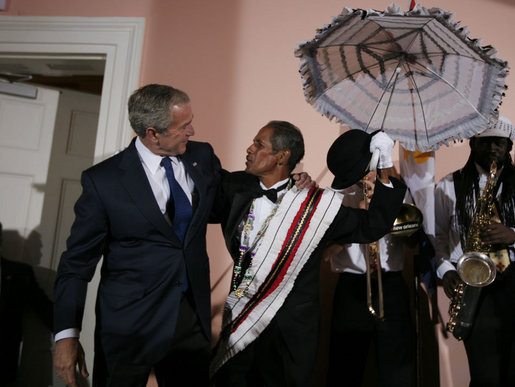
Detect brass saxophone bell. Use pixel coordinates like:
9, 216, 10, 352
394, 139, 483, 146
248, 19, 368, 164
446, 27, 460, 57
390, 203, 423, 236
457, 252, 496, 287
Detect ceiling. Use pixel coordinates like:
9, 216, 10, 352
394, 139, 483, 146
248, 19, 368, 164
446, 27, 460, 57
0, 54, 106, 95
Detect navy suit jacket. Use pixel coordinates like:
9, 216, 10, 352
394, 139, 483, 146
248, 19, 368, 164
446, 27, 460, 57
212, 171, 406, 367
54, 138, 221, 365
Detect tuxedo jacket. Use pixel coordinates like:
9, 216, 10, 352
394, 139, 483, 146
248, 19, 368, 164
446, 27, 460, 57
213, 171, 406, 365
0, 257, 53, 383
54, 138, 221, 365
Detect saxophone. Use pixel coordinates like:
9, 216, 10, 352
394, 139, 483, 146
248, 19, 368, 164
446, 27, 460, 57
446, 161, 498, 340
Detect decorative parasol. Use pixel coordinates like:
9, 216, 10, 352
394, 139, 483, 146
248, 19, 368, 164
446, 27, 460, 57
295, 3, 509, 151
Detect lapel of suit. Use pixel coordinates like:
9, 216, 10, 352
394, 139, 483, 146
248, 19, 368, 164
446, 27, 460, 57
118, 139, 180, 244
224, 180, 259, 259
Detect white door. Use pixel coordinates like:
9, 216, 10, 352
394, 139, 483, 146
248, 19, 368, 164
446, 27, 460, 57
0, 86, 100, 278
0, 85, 59, 386
0, 86, 59, 262
39, 88, 101, 272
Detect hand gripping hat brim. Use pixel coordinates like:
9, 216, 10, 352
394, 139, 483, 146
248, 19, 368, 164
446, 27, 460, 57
327, 129, 373, 189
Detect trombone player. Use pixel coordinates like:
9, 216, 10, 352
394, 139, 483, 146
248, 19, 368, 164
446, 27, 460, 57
435, 116, 515, 386
324, 167, 421, 387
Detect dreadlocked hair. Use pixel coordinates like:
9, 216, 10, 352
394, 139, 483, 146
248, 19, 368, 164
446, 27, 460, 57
498, 152, 515, 227
455, 151, 515, 248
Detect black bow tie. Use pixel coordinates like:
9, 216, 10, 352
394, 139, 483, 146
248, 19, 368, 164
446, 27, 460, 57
251, 181, 289, 203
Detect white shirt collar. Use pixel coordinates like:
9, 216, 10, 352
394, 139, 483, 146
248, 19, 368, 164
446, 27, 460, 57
259, 177, 290, 191
135, 137, 181, 174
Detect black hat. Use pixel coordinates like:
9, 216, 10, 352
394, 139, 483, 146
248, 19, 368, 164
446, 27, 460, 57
327, 129, 372, 189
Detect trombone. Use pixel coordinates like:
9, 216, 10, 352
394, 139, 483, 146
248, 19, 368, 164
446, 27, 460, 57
362, 175, 424, 320
362, 176, 384, 320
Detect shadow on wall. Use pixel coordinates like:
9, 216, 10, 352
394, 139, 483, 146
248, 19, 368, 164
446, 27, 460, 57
0, 225, 56, 387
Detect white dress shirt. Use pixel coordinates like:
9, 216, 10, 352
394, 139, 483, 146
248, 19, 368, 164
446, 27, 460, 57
135, 137, 194, 217
243, 178, 290, 247
329, 183, 406, 274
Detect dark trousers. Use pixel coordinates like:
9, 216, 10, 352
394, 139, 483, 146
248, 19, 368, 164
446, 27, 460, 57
93, 293, 210, 387
464, 264, 515, 387
327, 271, 413, 387
213, 317, 315, 387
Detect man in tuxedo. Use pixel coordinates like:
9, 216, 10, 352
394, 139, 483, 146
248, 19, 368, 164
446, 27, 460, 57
0, 222, 53, 385
53, 84, 222, 386
210, 123, 407, 386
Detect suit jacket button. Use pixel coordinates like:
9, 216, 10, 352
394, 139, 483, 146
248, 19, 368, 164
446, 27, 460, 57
176, 280, 183, 288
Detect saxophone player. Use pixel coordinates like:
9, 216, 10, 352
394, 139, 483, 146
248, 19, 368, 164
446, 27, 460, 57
435, 116, 515, 386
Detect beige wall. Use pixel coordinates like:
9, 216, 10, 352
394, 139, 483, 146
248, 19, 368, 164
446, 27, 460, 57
3, 0, 514, 386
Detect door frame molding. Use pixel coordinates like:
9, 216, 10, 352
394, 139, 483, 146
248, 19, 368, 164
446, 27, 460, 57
0, 16, 145, 161
0, 18, 145, 382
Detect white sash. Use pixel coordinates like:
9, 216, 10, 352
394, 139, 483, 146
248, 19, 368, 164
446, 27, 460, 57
210, 186, 343, 375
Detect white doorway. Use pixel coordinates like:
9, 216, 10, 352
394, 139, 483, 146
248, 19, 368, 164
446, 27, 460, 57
0, 53, 106, 273
0, 16, 145, 386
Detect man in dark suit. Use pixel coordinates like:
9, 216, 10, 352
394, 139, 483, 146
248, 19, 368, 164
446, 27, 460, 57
211, 122, 406, 386
53, 84, 222, 387
0, 222, 53, 385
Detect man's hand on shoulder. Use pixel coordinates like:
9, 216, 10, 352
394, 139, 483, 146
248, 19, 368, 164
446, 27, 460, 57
293, 172, 317, 189
54, 337, 89, 387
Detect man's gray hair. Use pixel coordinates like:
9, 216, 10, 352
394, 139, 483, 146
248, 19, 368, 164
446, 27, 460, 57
128, 84, 190, 137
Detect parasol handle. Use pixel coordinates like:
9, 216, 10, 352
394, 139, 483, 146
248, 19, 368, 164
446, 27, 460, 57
369, 148, 380, 171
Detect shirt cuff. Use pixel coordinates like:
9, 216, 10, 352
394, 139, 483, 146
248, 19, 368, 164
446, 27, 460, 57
436, 259, 456, 279
55, 328, 79, 342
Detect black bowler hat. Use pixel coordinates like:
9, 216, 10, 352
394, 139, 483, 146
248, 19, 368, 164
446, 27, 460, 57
327, 129, 373, 189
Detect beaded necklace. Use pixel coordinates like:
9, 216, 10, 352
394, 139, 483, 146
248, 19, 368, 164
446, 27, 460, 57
232, 181, 290, 298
